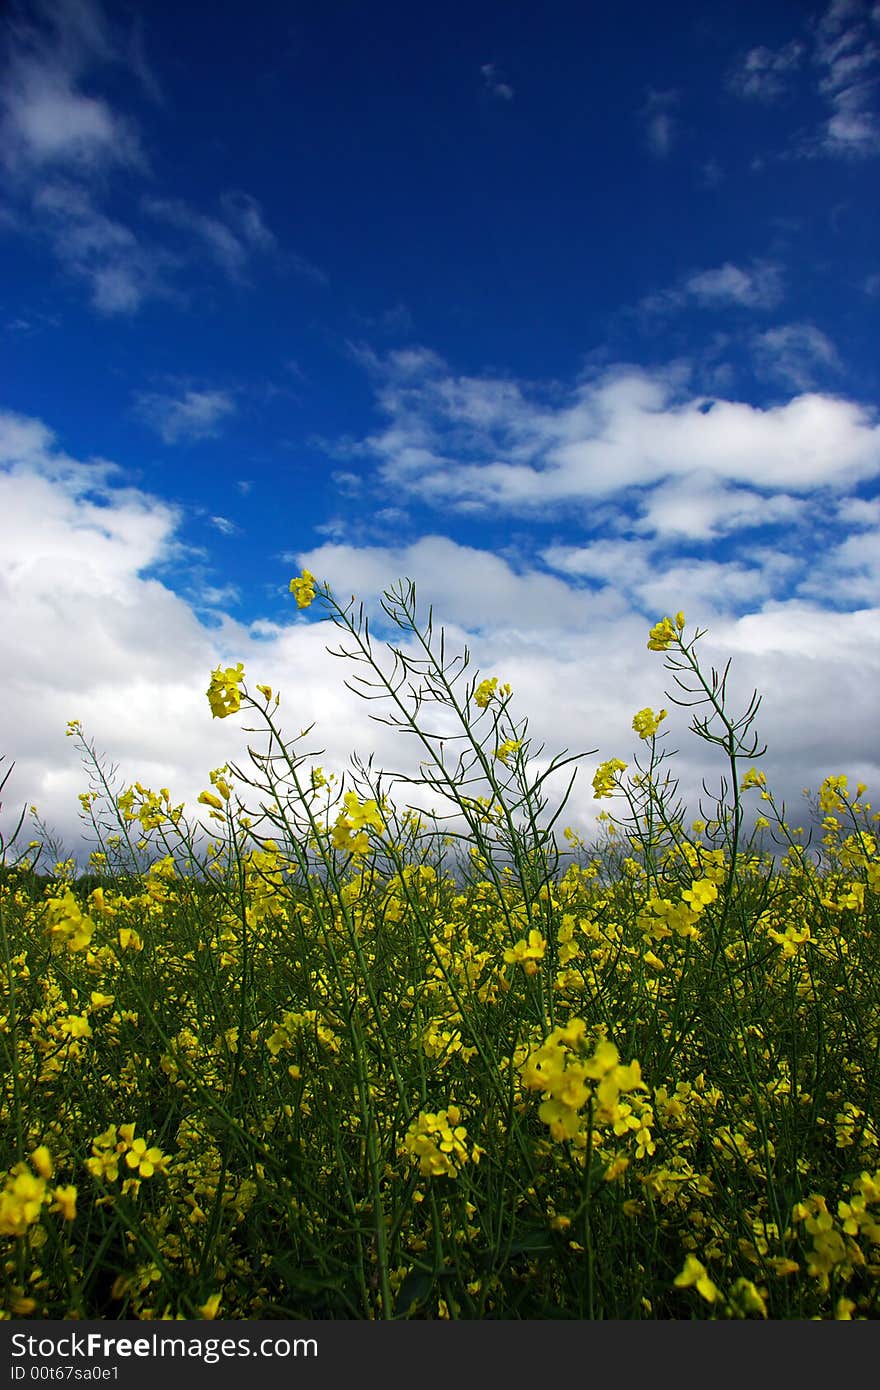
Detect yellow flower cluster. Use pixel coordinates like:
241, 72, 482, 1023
474, 677, 511, 709
503, 928, 547, 976
86, 1125, 169, 1188
42, 888, 96, 954
592, 757, 627, 799
740, 766, 767, 791
266, 1009, 342, 1058
330, 791, 385, 855
494, 738, 522, 765
519, 1020, 650, 1150
647, 612, 685, 651
206, 663, 246, 719
404, 1106, 484, 1179
0, 1149, 76, 1237
632, 707, 668, 741
289, 569, 318, 609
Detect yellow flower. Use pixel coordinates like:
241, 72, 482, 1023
592, 758, 627, 799
206, 663, 245, 719
494, 739, 522, 765
632, 707, 668, 740
124, 1138, 168, 1179
30, 1147, 53, 1179
674, 1254, 720, 1303
403, 1106, 482, 1179
0, 1167, 47, 1237
647, 617, 677, 651
474, 677, 498, 708
504, 929, 547, 975
289, 569, 317, 609
50, 1185, 77, 1221
199, 1293, 222, 1320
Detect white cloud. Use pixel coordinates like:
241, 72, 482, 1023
133, 388, 237, 445
726, 1, 880, 160
813, 0, 880, 157
796, 524, 880, 604
683, 261, 784, 309
2, 409, 878, 873
0, 3, 299, 312
542, 531, 799, 613
751, 322, 841, 390
1, 66, 142, 173
354, 353, 880, 514
480, 63, 514, 101
639, 88, 679, 158
0, 0, 145, 176
32, 181, 174, 313
836, 495, 880, 525
727, 41, 804, 102
628, 473, 806, 541
220, 190, 276, 251
142, 191, 277, 279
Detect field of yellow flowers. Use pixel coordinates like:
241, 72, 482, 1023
1, 574, 878, 1319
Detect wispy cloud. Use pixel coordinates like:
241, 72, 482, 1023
0, 0, 146, 177
33, 181, 176, 313
727, 0, 880, 160
726, 40, 804, 102
0, 1, 316, 311
813, 0, 880, 157
142, 192, 277, 280
639, 88, 680, 158
682, 261, 784, 309
637, 259, 784, 324
480, 62, 514, 101
751, 321, 842, 390
133, 388, 237, 445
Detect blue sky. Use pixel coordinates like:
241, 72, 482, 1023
2, 0, 878, 864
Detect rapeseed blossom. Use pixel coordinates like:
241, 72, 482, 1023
494, 738, 522, 765
592, 757, 627, 799
674, 1254, 720, 1303
647, 615, 682, 651
330, 792, 385, 855
206, 663, 245, 719
504, 929, 547, 976
474, 677, 511, 708
404, 1106, 483, 1179
289, 569, 318, 609
632, 707, 668, 740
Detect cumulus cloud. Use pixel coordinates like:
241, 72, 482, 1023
291, 533, 880, 847
3, 407, 878, 871
133, 388, 237, 445
351, 350, 880, 515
